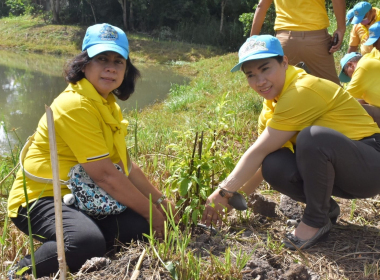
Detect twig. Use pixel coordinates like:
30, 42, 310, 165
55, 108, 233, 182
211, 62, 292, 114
46, 105, 67, 280
0, 162, 20, 186
131, 249, 146, 280
335, 251, 380, 261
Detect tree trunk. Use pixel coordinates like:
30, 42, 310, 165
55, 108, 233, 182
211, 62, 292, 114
117, 0, 128, 30
219, 0, 227, 33
50, 0, 60, 23
129, 1, 134, 30
122, 0, 127, 30
87, 0, 97, 23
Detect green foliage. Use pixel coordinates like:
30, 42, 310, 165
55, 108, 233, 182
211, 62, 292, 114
5, 0, 25, 16
165, 94, 238, 226
239, 11, 254, 37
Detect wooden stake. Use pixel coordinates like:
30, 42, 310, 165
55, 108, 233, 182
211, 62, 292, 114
130, 249, 146, 280
45, 105, 67, 280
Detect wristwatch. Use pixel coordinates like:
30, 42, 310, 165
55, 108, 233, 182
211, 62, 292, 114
219, 188, 234, 199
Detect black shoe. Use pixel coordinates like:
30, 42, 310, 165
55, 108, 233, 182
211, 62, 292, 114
283, 219, 332, 250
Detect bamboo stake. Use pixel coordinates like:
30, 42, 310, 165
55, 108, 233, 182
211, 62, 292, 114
45, 105, 67, 280
130, 249, 146, 280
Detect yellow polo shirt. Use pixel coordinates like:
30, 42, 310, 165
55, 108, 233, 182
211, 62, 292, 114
8, 78, 128, 217
274, 0, 329, 31
349, 8, 380, 55
346, 48, 380, 107
258, 66, 380, 151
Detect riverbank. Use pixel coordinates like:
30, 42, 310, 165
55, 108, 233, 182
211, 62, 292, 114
1, 15, 380, 280
0, 16, 224, 64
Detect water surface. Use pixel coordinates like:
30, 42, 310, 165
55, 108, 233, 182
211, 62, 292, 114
0, 50, 189, 155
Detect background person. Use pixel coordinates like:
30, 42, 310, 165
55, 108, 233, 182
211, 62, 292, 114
347, 1, 380, 55
250, 0, 346, 85
338, 52, 363, 83
7, 23, 174, 278
202, 35, 380, 250
345, 21, 380, 126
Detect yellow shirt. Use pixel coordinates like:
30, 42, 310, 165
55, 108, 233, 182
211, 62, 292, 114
346, 48, 380, 107
349, 8, 380, 55
8, 78, 129, 217
274, 0, 329, 31
258, 66, 380, 151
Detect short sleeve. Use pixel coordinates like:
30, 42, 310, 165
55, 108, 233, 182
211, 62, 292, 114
55, 105, 110, 163
346, 66, 367, 100
268, 87, 328, 131
349, 26, 360, 47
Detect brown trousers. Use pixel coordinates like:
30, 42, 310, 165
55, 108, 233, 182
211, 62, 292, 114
276, 29, 340, 85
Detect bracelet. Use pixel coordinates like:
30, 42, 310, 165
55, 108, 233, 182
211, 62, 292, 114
155, 194, 167, 205
217, 185, 234, 193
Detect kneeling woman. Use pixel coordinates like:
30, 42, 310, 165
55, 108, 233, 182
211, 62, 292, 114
202, 35, 380, 249
7, 24, 173, 278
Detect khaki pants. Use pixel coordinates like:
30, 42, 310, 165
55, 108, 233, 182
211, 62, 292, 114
276, 29, 340, 85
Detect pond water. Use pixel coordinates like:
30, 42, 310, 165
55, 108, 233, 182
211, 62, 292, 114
0, 50, 189, 156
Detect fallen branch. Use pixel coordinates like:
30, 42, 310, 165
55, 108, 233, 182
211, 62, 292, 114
130, 248, 146, 280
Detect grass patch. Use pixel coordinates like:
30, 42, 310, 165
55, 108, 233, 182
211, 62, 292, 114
0, 16, 225, 64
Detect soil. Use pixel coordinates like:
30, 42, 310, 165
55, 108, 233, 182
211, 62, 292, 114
31, 189, 380, 280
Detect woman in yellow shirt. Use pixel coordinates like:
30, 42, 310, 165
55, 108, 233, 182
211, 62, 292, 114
202, 35, 380, 250
8, 24, 174, 278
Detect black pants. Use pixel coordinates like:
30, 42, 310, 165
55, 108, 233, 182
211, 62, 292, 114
11, 197, 149, 278
262, 126, 380, 228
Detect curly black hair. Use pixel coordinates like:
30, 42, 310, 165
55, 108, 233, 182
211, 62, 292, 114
64, 51, 140, 101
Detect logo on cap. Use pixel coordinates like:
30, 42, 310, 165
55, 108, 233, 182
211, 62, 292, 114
99, 25, 118, 41
369, 31, 375, 37
240, 40, 268, 57
354, 10, 359, 16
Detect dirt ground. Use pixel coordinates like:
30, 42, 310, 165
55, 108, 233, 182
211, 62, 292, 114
30, 189, 380, 280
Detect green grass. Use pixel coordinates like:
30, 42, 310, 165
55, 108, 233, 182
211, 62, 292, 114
0, 15, 224, 64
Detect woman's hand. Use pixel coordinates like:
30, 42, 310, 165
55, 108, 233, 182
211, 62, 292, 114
157, 199, 180, 224
151, 207, 166, 240
201, 189, 230, 227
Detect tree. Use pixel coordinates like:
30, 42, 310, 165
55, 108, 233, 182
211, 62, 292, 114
219, 0, 228, 33
50, 0, 60, 23
117, 0, 127, 30
86, 0, 96, 23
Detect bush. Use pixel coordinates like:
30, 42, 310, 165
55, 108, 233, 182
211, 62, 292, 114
5, 0, 25, 16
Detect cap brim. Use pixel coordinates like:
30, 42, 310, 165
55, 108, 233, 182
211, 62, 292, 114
87, 44, 129, 59
351, 15, 364, 24
338, 70, 351, 83
346, 19, 351, 26
363, 37, 378, 46
231, 53, 280, 72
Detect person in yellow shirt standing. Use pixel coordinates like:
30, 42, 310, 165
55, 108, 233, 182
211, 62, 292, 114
348, 2, 380, 55
201, 35, 380, 250
250, 0, 346, 85
345, 21, 380, 126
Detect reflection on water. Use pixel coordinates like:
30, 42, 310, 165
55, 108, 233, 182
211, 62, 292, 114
0, 50, 189, 156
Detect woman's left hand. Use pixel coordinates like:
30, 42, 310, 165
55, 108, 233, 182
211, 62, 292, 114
201, 189, 230, 227
157, 199, 180, 224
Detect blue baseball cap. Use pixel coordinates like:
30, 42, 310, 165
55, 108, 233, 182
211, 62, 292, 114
231, 35, 284, 72
346, 9, 354, 26
82, 23, 129, 59
339, 52, 361, 83
363, 21, 380, 45
351, 2, 372, 24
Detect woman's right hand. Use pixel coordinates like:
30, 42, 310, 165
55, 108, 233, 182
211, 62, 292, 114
151, 207, 166, 240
